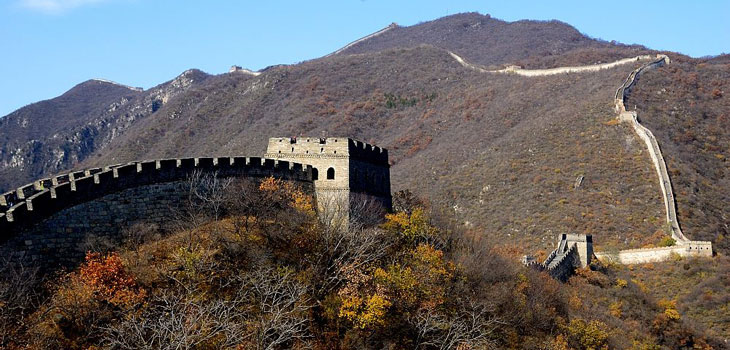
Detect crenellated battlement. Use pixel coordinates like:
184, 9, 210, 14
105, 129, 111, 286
347, 139, 389, 165
1, 137, 393, 266
0, 157, 313, 242
265, 137, 388, 166
526, 234, 590, 281
265, 137, 392, 230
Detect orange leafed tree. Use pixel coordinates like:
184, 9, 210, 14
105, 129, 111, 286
78, 251, 146, 307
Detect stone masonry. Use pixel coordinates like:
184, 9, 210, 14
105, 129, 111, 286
265, 137, 392, 228
1, 138, 392, 266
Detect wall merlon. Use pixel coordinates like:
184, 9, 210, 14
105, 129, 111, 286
196, 157, 216, 168
178, 158, 195, 169
94, 169, 115, 185
16, 184, 36, 200
53, 174, 70, 185
113, 164, 137, 178
85, 168, 102, 177
71, 175, 97, 194
26, 190, 56, 217
217, 157, 233, 168
51, 183, 72, 199
249, 157, 262, 167
70, 170, 86, 181
6, 202, 29, 223
231, 157, 246, 166
275, 160, 290, 170
156, 159, 177, 170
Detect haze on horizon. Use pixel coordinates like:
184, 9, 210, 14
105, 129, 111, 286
1, 0, 728, 117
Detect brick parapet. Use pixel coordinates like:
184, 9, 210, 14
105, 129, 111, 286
0, 157, 313, 243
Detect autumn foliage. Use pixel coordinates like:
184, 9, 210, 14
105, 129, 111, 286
0, 181, 722, 349
77, 252, 146, 307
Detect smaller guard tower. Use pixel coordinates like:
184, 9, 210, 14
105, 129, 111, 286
524, 234, 594, 281
265, 137, 391, 228
563, 234, 593, 268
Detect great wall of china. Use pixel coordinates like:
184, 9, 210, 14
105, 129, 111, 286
0, 37, 716, 271
600, 55, 713, 263
327, 22, 399, 57
446, 50, 713, 265
0, 157, 315, 265
0, 137, 392, 266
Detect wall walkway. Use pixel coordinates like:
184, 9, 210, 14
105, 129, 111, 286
445, 51, 713, 264
327, 23, 399, 57
448, 51, 657, 76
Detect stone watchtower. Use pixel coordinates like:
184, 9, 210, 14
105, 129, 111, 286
562, 234, 594, 268
265, 137, 391, 227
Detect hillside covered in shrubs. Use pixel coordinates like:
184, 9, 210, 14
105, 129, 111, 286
2, 12, 729, 348
0, 176, 722, 349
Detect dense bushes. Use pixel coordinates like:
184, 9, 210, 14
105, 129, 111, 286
0, 178, 721, 349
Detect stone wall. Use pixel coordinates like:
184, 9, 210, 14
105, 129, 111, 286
595, 241, 713, 265
447, 51, 660, 77
449, 51, 714, 265
327, 23, 399, 57
265, 137, 392, 228
0, 156, 314, 265
1, 182, 188, 266
612, 55, 688, 241
597, 54, 715, 263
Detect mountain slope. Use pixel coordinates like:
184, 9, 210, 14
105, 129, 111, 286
0, 70, 213, 192
0, 13, 723, 256
625, 56, 730, 252
334, 13, 651, 68
74, 46, 664, 253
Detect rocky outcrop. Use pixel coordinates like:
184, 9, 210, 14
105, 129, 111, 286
0, 70, 212, 193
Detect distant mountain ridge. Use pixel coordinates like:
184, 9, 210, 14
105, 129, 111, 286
332, 12, 649, 67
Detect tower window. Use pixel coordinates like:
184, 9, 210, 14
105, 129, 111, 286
327, 167, 335, 180
320, 147, 324, 153
312, 168, 319, 180
291, 147, 294, 152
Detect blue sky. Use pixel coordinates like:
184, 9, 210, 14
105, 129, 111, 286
1, 0, 728, 117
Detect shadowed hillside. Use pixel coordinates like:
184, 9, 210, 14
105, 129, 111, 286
0, 80, 142, 191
